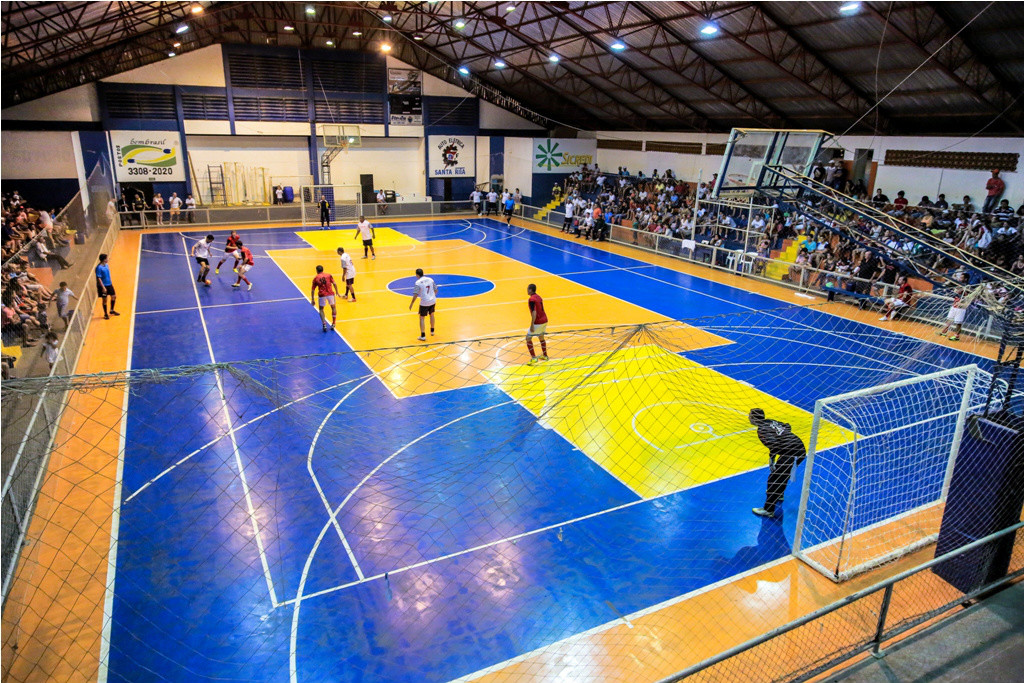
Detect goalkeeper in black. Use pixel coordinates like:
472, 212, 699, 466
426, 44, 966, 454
749, 408, 806, 519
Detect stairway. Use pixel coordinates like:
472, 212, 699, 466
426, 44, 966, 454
765, 236, 807, 281
534, 196, 564, 221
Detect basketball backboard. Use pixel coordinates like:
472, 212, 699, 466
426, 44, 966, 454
714, 129, 830, 198
322, 124, 362, 150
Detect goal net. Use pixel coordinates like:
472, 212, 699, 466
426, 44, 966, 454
2, 309, 1013, 682
300, 184, 363, 226
792, 365, 989, 582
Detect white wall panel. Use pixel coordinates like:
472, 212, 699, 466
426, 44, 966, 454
1, 84, 100, 122
102, 45, 226, 87
1, 131, 79, 178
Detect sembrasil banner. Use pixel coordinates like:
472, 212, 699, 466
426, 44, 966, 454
532, 138, 597, 173
427, 135, 476, 177
111, 130, 186, 182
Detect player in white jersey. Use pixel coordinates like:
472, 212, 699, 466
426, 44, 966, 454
408, 267, 438, 341
191, 234, 215, 286
336, 247, 357, 301
354, 215, 376, 259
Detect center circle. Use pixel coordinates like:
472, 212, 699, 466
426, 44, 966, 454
387, 274, 495, 298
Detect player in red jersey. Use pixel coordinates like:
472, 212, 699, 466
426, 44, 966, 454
215, 231, 241, 273
310, 265, 340, 332
525, 283, 548, 365
231, 240, 255, 290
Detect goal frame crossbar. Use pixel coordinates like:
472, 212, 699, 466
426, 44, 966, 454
792, 364, 979, 582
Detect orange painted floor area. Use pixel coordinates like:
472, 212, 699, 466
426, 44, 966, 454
1, 232, 139, 683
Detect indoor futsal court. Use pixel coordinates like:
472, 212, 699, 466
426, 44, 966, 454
101, 215, 991, 681
3, 3, 1024, 683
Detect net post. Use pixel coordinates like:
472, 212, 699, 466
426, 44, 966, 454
942, 363, 979, 501
792, 397, 823, 557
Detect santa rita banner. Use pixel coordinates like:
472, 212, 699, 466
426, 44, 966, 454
427, 135, 476, 177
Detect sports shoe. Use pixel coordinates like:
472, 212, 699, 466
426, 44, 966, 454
247, 283, 253, 291
528, 357, 539, 365
215, 268, 220, 274
104, 314, 109, 320
371, 255, 375, 260
878, 316, 888, 321
110, 310, 120, 316
948, 335, 959, 341
361, 255, 368, 259
417, 334, 426, 341
540, 355, 548, 361
330, 322, 335, 330
322, 323, 328, 332
232, 283, 240, 288
752, 507, 774, 518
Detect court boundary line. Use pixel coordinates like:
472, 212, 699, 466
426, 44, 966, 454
181, 235, 279, 607
96, 233, 141, 683
136, 296, 306, 316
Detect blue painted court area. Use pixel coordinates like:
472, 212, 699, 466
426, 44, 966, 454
108, 219, 992, 682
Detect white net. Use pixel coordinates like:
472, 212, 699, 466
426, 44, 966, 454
793, 365, 992, 581
299, 184, 363, 226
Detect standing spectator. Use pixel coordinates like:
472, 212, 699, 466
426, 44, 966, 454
274, 185, 284, 205
184, 193, 196, 223
152, 193, 165, 225
169, 192, 182, 224
983, 169, 1005, 214
318, 195, 331, 228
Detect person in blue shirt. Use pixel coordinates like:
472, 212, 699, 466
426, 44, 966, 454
95, 253, 118, 319
503, 195, 516, 225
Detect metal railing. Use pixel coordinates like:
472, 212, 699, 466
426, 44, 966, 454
117, 200, 475, 228
1, 162, 120, 602
659, 522, 1024, 683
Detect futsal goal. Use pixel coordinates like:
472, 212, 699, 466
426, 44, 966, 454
300, 184, 363, 226
792, 364, 988, 582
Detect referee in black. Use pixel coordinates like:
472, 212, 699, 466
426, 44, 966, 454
318, 195, 331, 228
749, 408, 806, 519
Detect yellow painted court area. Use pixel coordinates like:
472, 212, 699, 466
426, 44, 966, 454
486, 345, 855, 498
294, 227, 421, 251
268, 236, 730, 396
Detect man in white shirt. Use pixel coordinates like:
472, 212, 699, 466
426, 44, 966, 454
184, 194, 196, 223
470, 189, 483, 216
408, 267, 438, 341
336, 247, 357, 301
191, 234, 215, 286
562, 200, 575, 233
353, 215, 376, 259
169, 193, 183, 224
376, 189, 388, 215
486, 190, 498, 216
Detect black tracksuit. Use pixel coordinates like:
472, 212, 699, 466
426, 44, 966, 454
757, 420, 806, 515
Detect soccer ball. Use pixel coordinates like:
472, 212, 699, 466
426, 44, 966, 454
205, 279, 212, 286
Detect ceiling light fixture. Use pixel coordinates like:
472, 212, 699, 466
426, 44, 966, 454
839, 2, 861, 12
173, 41, 182, 48
283, 24, 295, 31
382, 14, 392, 22
454, 19, 466, 29
505, 4, 516, 12
700, 23, 718, 35
548, 54, 560, 63
494, 60, 506, 68
458, 66, 470, 75
305, 5, 316, 15
380, 42, 392, 52
610, 40, 626, 51
325, 39, 334, 46
168, 51, 176, 57
413, 33, 423, 40
175, 24, 189, 34
190, 4, 203, 14
352, 30, 363, 36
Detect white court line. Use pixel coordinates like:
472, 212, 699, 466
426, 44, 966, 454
279, 448, 776, 608
181, 235, 278, 607
288, 400, 515, 682
97, 233, 142, 683
135, 296, 306, 316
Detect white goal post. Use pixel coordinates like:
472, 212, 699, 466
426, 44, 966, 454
792, 364, 986, 582
299, 184, 364, 226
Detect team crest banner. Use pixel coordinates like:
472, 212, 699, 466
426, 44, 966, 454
111, 130, 186, 182
427, 135, 476, 177
532, 138, 597, 174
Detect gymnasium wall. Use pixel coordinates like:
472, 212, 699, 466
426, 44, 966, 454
0, 130, 83, 208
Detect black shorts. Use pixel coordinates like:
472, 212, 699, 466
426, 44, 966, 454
362, 239, 373, 247
504, 207, 513, 216
195, 257, 209, 265
346, 277, 354, 285
418, 304, 436, 316
97, 284, 115, 298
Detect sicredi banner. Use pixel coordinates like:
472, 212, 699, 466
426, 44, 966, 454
427, 135, 476, 177
111, 131, 186, 182
532, 138, 597, 173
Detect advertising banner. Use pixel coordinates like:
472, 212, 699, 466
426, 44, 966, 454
427, 135, 476, 177
388, 68, 423, 125
532, 138, 598, 173
111, 130, 186, 183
